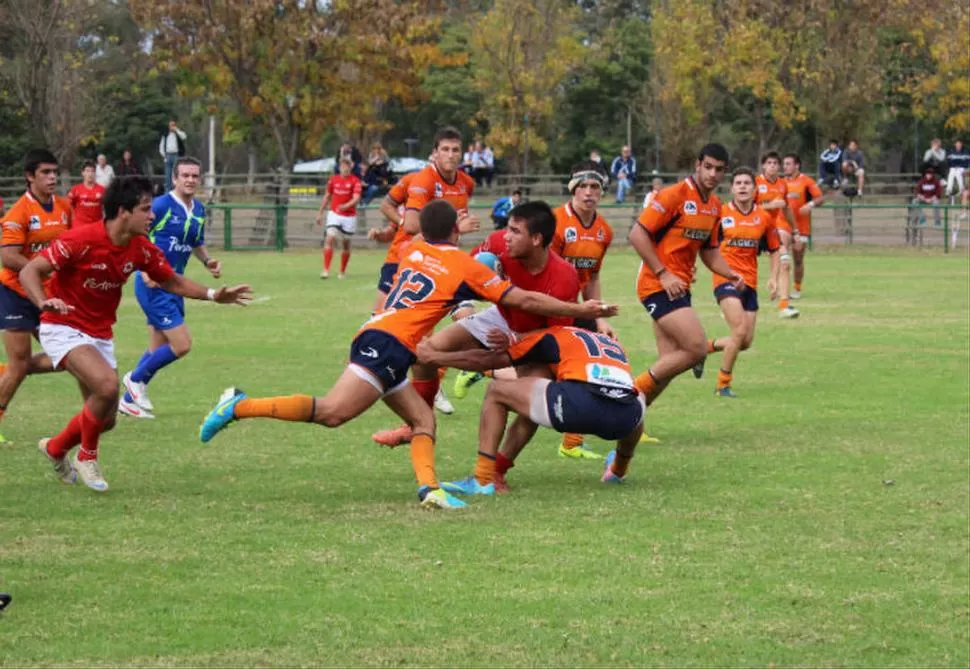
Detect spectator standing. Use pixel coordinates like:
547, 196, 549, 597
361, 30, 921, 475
818, 139, 842, 188
94, 154, 115, 188
610, 145, 637, 204
461, 144, 475, 174
490, 189, 522, 229
589, 150, 608, 175
946, 139, 969, 198
118, 149, 140, 176
68, 160, 106, 226
159, 119, 187, 190
923, 138, 947, 177
841, 140, 865, 195
914, 166, 943, 227
481, 143, 495, 187
334, 141, 363, 177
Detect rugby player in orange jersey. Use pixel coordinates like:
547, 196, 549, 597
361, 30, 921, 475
783, 153, 824, 300
415, 325, 645, 496
756, 151, 799, 318
199, 200, 617, 510
707, 168, 781, 398
629, 143, 743, 408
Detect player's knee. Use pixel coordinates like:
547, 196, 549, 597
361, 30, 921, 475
169, 339, 191, 357
4, 358, 29, 379
315, 400, 350, 428
685, 338, 708, 363
739, 336, 753, 352
91, 375, 119, 402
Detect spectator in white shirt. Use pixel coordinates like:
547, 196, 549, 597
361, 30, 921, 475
923, 138, 947, 178
481, 143, 495, 187
159, 119, 187, 190
94, 154, 115, 187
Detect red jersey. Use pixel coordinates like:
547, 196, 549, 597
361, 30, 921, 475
755, 175, 789, 232
551, 203, 613, 292
0, 191, 72, 297
509, 326, 635, 391
361, 239, 512, 352
635, 177, 721, 300
471, 229, 507, 257
713, 201, 779, 289
383, 173, 416, 265
40, 225, 175, 339
326, 174, 362, 216
785, 173, 823, 237
68, 183, 106, 227
497, 250, 579, 334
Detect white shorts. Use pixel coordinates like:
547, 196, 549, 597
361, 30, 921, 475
39, 323, 116, 370
457, 305, 514, 346
326, 212, 357, 236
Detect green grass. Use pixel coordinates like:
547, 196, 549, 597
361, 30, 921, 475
1, 247, 967, 667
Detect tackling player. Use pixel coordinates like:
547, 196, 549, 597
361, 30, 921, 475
707, 168, 781, 397
629, 143, 743, 409
0, 149, 72, 444
315, 157, 362, 279
198, 200, 615, 510
68, 160, 106, 227
756, 152, 799, 318
23, 176, 250, 492
783, 153, 824, 299
120, 158, 221, 419
416, 325, 644, 495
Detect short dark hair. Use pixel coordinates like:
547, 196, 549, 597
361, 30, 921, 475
511, 189, 523, 197
82, 160, 96, 171
698, 143, 729, 164
103, 176, 154, 220
760, 151, 781, 165
732, 167, 757, 184
508, 200, 556, 248
784, 153, 802, 167
433, 126, 462, 149
829, 139, 839, 145
419, 200, 458, 241
174, 156, 202, 178
24, 149, 58, 175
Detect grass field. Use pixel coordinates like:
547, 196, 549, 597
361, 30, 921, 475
1, 247, 968, 667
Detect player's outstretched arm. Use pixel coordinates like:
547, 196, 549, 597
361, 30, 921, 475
699, 247, 743, 290
500, 287, 618, 321
416, 339, 510, 372
161, 274, 253, 306
20, 256, 72, 314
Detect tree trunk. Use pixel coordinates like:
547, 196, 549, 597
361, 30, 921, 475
246, 143, 258, 195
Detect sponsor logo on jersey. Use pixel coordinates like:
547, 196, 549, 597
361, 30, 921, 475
684, 200, 698, 215
727, 238, 760, 248
721, 217, 735, 229
758, 184, 768, 193
434, 182, 443, 199
84, 277, 123, 291
682, 227, 710, 241
565, 227, 577, 243
168, 237, 193, 254
28, 215, 41, 231
122, 262, 134, 275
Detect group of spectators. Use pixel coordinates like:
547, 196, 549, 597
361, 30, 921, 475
333, 141, 393, 205
461, 141, 495, 188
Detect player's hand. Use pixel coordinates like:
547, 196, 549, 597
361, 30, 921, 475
141, 271, 160, 289
578, 300, 618, 320
206, 258, 222, 279
486, 328, 516, 351
415, 339, 438, 365
39, 298, 73, 314
660, 271, 688, 299
315, 214, 323, 226
729, 272, 745, 292
595, 318, 617, 341
767, 278, 778, 301
212, 284, 253, 306
798, 203, 813, 217
457, 212, 480, 234
367, 228, 379, 241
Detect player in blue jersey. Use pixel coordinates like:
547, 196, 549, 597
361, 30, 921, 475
119, 157, 222, 418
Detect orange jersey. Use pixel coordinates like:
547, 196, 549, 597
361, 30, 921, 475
785, 173, 823, 236
755, 175, 790, 232
635, 177, 721, 300
361, 240, 512, 352
551, 203, 613, 293
404, 163, 475, 216
712, 201, 780, 289
383, 173, 415, 264
0, 191, 72, 296
509, 326, 635, 391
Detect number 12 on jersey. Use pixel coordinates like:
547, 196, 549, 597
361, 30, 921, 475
384, 269, 436, 310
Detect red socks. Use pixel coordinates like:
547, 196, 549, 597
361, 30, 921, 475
340, 250, 350, 274
323, 247, 334, 272
48, 413, 84, 459
77, 405, 105, 462
496, 452, 514, 475
412, 377, 440, 408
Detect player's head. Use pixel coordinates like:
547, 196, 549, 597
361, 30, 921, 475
104, 176, 155, 235
81, 160, 96, 184
695, 143, 729, 192
24, 149, 58, 198
568, 160, 608, 210
761, 151, 781, 177
651, 176, 664, 191
419, 199, 459, 243
923, 165, 936, 179
731, 167, 756, 204
504, 200, 555, 259
956, 139, 964, 150
338, 157, 352, 176
173, 157, 201, 196
783, 153, 801, 176
432, 126, 463, 174
511, 189, 523, 205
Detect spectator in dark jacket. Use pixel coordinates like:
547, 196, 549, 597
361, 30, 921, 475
818, 140, 842, 188
118, 149, 140, 176
335, 142, 363, 177
610, 146, 636, 203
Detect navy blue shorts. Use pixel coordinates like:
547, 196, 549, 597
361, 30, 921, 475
377, 262, 398, 295
349, 329, 415, 393
641, 290, 692, 321
135, 276, 185, 330
0, 284, 40, 331
714, 283, 759, 312
545, 381, 644, 441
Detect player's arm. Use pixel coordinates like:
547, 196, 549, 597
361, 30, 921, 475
629, 222, 688, 299
0, 211, 30, 272
192, 245, 221, 278
500, 286, 616, 321
0, 244, 30, 273
315, 189, 332, 225
19, 255, 72, 314
699, 245, 743, 289
160, 274, 252, 306
339, 182, 362, 212
415, 338, 511, 372
799, 184, 825, 217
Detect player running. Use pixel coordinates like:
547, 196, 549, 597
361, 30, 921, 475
756, 152, 799, 318
783, 153, 824, 299
416, 325, 645, 496
198, 200, 615, 510
707, 168, 781, 397
629, 143, 743, 409
0, 149, 72, 444
119, 157, 221, 419
68, 160, 106, 227
315, 156, 362, 279
370, 171, 416, 312
23, 176, 250, 492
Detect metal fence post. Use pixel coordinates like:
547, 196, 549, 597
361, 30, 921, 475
275, 204, 285, 251
944, 207, 949, 254
223, 208, 233, 251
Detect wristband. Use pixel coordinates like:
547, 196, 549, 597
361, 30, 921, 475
206, 288, 216, 301
201, 256, 212, 266
654, 267, 667, 277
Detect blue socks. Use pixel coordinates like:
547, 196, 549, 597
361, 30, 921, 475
130, 345, 180, 385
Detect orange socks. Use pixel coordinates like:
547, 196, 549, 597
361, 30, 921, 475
474, 451, 496, 485
410, 433, 438, 488
484, 370, 494, 379
717, 369, 732, 390
234, 395, 315, 422
562, 433, 583, 449
779, 298, 789, 310
634, 370, 657, 396
794, 281, 802, 292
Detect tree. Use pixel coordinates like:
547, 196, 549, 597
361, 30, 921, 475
469, 0, 584, 172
